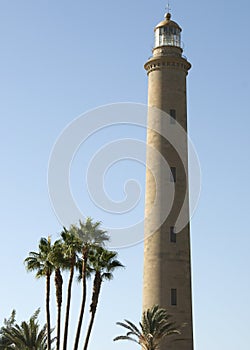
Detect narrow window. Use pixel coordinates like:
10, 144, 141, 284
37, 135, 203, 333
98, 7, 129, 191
171, 288, 177, 306
170, 167, 176, 182
170, 109, 176, 124
170, 226, 176, 243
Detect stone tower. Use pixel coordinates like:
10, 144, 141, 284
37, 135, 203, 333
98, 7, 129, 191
143, 12, 193, 350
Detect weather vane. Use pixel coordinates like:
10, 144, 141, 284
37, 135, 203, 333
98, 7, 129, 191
166, 1, 171, 13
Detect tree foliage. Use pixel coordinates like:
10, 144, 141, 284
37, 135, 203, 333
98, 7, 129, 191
114, 305, 180, 350
24, 237, 54, 350
0, 309, 54, 350
21, 217, 123, 350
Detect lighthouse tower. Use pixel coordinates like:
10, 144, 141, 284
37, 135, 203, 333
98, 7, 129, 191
143, 11, 194, 350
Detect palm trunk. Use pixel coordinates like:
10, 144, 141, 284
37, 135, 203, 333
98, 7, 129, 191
46, 272, 51, 350
73, 247, 88, 350
63, 255, 75, 350
57, 305, 62, 350
55, 268, 63, 350
83, 272, 102, 350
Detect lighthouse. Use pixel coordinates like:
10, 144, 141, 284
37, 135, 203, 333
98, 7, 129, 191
143, 11, 194, 350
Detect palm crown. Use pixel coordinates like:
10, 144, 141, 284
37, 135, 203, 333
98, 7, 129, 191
0, 309, 54, 350
114, 305, 180, 350
69, 218, 109, 247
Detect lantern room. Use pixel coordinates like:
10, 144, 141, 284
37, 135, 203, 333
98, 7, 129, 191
154, 13, 182, 48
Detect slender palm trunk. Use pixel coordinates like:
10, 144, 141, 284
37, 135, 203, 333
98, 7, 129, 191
83, 272, 102, 350
63, 256, 75, 350
46, 273, 51, 350
82, 313, 95, 350
55, 268, 63, 350
73, 248, 88, 350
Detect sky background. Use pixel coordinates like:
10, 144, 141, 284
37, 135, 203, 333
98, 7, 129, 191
1, 0, 250, 349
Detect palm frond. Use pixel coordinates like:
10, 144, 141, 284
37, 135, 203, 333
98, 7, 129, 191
114, 305, 180, 350
113, 335, 139, 344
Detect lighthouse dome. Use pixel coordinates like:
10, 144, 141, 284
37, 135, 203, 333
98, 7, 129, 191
155, 13, 182, 32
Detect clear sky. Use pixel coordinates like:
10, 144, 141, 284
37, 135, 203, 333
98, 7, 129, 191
1, 0, 250, 349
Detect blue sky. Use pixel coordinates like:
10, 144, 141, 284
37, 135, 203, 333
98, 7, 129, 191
1, 0, 250, 349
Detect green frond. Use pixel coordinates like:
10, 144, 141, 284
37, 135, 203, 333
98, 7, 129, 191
116, 321, 135, 333
24, 237, 55, 281
70, 218, 110, 247
116, 321, 140, 337
102, 272, 113, 280
124, 320, 141, 336
0, 308, 54, 349
31, 308, 40, 321
113, 335, 139, 344
87, 247, 123, 283
115, 305, 180, 350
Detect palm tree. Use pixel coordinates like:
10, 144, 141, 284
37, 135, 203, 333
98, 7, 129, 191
83, 247, 124, 350
24, 237, 54, 350
72, 218, 109, 350
0, 309, 54, 350
0, 310, 16, 349
60, 228, 82, 350
113, 305, 180, 350
49, 239, 67, 350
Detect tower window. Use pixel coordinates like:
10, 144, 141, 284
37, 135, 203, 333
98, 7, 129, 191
170, 109, 176, 124
170, 226, 176, 243
171, 288, 177, 306
170, 167, 176, 182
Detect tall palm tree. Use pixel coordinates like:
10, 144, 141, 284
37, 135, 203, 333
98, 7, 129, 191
0, 309, 54, 350
72, 218, 109, 350
60, 228, 82, 350
49, 239, 67, 350
24, 237, 54, 350
83, 247, 124, 350
113, 305, 180, 350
